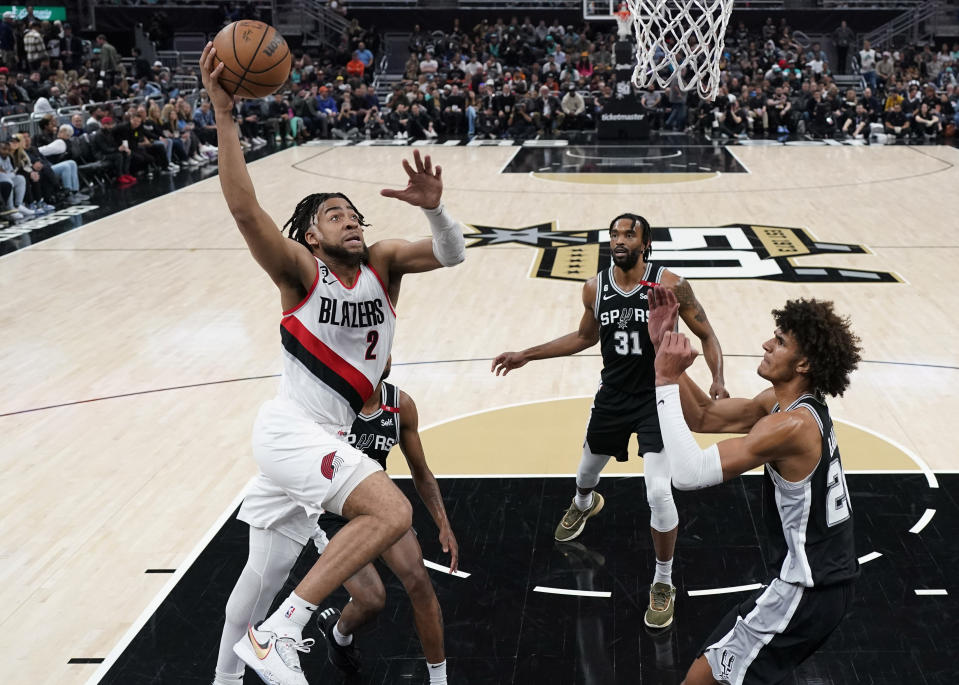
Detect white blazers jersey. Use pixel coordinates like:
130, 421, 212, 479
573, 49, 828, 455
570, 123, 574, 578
277, 258, 396, 426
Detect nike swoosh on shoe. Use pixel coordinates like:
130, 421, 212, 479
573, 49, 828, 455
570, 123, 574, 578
249, 625, 272, 660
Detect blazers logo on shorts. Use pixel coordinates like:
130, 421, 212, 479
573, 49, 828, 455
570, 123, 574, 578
463, 222, 900, 284
321, 451, 344, 480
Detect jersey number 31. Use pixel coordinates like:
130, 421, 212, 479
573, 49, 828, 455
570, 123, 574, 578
613, 331, 643, 356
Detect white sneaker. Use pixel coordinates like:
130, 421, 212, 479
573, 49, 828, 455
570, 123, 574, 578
9, 211, 24, 220
233, 624, 313, 685
16, 204, 35, 216
168, 162, 179, 170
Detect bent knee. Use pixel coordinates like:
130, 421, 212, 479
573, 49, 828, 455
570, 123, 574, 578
386, 496, 413, 536
400, 565, 435, 600
645, 477, 674, 505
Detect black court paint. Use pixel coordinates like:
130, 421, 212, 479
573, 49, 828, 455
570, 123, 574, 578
502, 144, 748, 175
96, 474, 957, 684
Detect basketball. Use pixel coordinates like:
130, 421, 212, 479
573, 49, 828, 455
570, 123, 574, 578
211, 20, 292, 98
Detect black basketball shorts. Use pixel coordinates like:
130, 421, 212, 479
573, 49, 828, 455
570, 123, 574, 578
584, 384, 664, 462
701, 578, 855, 685
317, 511, 349, 541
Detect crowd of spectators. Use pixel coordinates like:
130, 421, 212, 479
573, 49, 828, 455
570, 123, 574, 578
340, 14, 958, 144
2, 3, 959, 225
691, 22, 958, 143
0, 7, 222, 221
0, 4, 385, 224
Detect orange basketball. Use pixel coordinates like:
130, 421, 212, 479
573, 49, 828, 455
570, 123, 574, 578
211, 20, 292, 99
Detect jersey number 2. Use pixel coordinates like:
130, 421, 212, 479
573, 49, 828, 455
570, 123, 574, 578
613, 331, 643, 356
826, 458, 851, 527
365, 330, 378, 360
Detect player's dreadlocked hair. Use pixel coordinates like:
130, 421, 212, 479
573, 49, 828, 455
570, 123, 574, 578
283, 193, 370, 250
773, 299, 862, 398
609, 213, 652, 261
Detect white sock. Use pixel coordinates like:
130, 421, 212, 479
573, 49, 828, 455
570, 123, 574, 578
333, 622, 353, 646
212, 675, 243, 685
654, 558, 673, 586
427, 660, 448, 684
573, 490, 593, 511
212, 673, 243, 685
262, 591, 317, 635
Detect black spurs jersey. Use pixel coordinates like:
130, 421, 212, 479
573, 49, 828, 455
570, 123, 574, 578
344, 382, 401, 470
593, 262, 665, 394
764, 394, 859, 587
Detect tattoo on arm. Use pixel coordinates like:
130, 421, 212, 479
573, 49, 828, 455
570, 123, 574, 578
674, 279, 708, 323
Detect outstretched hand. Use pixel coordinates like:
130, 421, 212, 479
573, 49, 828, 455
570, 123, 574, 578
648, 285, 679, 352
655, 331, 699, 385
491, 351, 527, 376
380, 149, 443, 209
199, 42, 233, 112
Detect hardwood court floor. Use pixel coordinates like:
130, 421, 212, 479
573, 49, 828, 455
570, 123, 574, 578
1, 140, 957, 684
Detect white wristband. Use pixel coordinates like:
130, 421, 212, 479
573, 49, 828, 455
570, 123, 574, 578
655, 384, 724, 490
423, 203, 466, 267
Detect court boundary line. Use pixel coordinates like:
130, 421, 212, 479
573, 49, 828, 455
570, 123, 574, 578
688, 583, 763, 597
723, 144, 752, 174
835, 417, 937, 488
5, 353, 958, 418
534, 586, 611, 598
83, 482, 253, 684
909, 508, 936, 534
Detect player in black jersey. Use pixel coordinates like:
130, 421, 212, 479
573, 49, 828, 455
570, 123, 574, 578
492, 213, 727, 629
649, 287, 861, 685
315, 365, 458, 683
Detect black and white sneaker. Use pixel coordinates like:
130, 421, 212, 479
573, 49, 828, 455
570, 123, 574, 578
316, 607, 362, 674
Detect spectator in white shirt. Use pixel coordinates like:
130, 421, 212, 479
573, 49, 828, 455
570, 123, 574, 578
419, 51, 438, 75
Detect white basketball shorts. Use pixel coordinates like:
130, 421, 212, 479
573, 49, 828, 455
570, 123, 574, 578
238, 396, 383, 543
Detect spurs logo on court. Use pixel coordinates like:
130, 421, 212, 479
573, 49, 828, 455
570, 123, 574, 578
320, 451, 343, 480
463, 222, 900, 284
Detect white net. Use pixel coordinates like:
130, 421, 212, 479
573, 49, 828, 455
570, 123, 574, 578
626, 0, 734, 100
614, 7, 633, 39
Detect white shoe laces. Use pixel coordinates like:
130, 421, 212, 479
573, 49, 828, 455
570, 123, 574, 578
274, 636, 315, 671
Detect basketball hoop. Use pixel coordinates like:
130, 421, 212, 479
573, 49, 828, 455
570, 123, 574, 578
614, 2, 633, 40
626, 0, 734, 100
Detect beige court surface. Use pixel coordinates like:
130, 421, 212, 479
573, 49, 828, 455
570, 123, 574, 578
1, 141, 957, 683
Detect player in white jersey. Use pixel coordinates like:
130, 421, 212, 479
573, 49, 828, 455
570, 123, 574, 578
200, 44, 466, 685
647, 287, 861, 685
